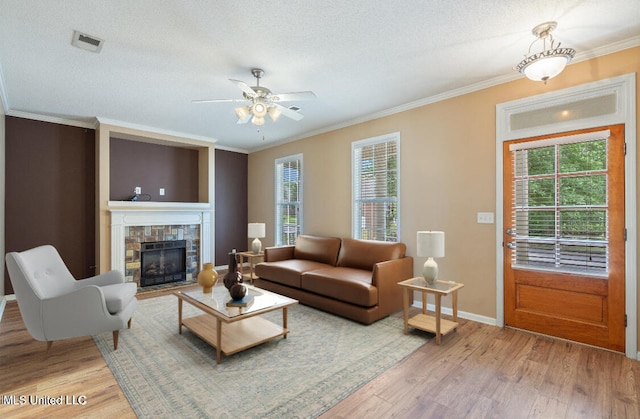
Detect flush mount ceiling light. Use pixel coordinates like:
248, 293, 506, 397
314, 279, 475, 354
515, 21, 575, 83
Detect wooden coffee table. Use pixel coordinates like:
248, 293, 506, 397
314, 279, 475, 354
174, 285, 298, 363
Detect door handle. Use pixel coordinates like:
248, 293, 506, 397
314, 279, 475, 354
506, 242, 516, 249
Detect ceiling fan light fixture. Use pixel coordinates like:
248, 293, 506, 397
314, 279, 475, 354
515, 21, 575, 83
267, 106, 281, 122
251, 115, 265, 126
235, 106, 251, 120
252, 102, 267, 117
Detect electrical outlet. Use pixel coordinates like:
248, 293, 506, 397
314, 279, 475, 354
159, 188, 165, 196
477, 212, 495, 224
134, 186, 141, 194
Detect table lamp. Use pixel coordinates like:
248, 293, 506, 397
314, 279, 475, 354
417, 231, 445, 285
248, 223, 266, 254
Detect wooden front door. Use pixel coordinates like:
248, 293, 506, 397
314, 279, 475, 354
503, 125, 625, 352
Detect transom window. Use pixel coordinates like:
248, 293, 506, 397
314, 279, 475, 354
352, 133, 400, 242
275, 154, 302, 246
510, 131, 610, 275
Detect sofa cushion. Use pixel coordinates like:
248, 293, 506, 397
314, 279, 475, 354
293, 235, 342, 266
255, 259, 333, 288
301, 267, 378, 307
336, 238, 406, 271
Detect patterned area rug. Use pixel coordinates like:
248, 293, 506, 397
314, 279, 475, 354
94, 294, 425, 418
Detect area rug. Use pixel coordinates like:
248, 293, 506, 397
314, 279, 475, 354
94, 294, 425, 418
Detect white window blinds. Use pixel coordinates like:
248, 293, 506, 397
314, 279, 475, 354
275, 154, 302, 246
510, 130, 610, 275
352, 133, 399, 242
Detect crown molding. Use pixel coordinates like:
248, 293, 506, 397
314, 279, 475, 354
95, 117, 218, 145
6, 110, 95, 129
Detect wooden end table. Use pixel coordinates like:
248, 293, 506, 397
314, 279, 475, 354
236, 251, 264, 284
398, 277, 464, 344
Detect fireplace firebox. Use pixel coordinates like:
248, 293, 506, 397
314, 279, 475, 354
140, 240, 187, 287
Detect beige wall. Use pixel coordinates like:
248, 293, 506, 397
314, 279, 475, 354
248, 47, 640, 328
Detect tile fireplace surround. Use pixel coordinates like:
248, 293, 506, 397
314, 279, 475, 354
109, 202, 213, 284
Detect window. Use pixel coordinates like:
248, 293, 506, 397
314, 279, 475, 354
510, 131, 610, 275
352, 133, 399, 242
275, 154, 303, 246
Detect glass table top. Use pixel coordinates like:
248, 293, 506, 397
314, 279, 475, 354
181, 285, 296, 318
399, 277, 463, 292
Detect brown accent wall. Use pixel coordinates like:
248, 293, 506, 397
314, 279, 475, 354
215, 149, 248, 265
109, 138, 199, 202
4, 116, 96, 293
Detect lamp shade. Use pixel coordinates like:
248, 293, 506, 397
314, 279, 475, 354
417, 231, 445, 258
522, 54, 570, 82
248, 223, 266, 239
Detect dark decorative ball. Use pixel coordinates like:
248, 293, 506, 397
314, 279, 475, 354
229, 283, 247, 300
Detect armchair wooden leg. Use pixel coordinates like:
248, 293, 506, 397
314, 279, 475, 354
113, 330, 119, 350
128, 318, 132, 329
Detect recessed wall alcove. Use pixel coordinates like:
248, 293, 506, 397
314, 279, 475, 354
97, 121, 216, 275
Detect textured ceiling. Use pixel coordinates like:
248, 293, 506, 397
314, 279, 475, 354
0, 0, 639, 152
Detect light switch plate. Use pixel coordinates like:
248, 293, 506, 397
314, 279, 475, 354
477, 212, 494, 224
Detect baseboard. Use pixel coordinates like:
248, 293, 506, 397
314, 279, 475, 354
410, 299, 497, 326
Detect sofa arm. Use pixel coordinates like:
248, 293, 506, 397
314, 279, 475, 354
264, 245, 295, 262
372, 257, 414, 316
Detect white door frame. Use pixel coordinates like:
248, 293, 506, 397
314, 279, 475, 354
495, 73, 637, 359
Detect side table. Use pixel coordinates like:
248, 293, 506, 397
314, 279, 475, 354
236, 251, 264, 284
398, 277, 464, 344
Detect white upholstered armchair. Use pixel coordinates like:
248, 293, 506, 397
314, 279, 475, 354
5, 245, 137, 350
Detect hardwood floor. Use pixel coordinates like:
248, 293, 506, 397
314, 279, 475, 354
2, 294, 639, 418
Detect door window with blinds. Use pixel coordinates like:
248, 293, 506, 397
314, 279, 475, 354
275, 154, 302, 246
352, 133, 399, 242
510, 130, 610, 275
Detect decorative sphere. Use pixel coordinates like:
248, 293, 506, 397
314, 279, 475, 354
229, 283, 247, 300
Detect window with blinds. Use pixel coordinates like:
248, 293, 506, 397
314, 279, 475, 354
352, 133, 399, 242
275, 154, 302, 246
510, 130, 610, 275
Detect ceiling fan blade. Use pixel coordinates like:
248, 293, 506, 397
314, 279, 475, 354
271, 91, 316, 102
230, 79, 257, 97
273, 103, 304, 121
192, 98, 247, 104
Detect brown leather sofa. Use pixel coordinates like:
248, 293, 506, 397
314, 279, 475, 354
254, 235, 413, 324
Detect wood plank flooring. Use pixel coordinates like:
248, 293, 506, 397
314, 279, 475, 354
2, 294, 639, 418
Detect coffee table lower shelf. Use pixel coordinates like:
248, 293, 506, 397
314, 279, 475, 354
181, 314, 289, 359
407, 313, 459, 337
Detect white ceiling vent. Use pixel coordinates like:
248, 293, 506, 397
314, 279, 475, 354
71, 30, 104, 53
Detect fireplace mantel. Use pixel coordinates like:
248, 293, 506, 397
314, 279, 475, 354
109, 201, 214, 278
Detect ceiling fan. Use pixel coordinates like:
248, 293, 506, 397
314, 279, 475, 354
193, 68, 316, 126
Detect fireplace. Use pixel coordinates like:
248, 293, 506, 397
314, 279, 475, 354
140, 240, 187, 287
109, 203, 213, 285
